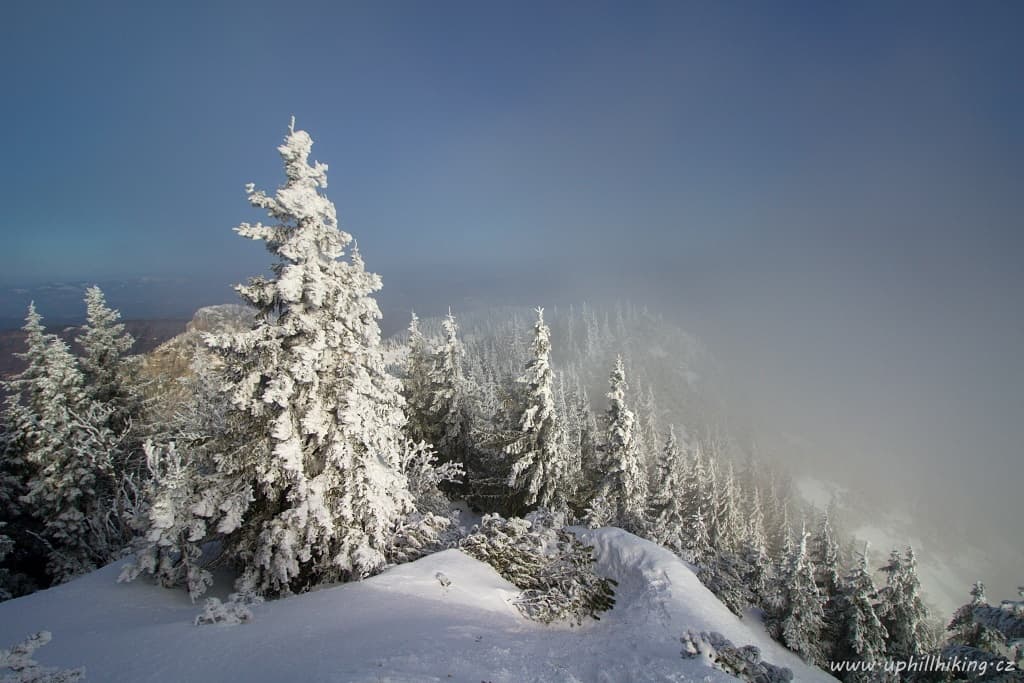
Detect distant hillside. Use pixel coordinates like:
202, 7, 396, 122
0, 319, 189, 380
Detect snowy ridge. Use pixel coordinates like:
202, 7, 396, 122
0, 529, 835, 682
577, 528, 834, 681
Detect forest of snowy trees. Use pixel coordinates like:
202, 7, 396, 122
1, 121, 1021, 681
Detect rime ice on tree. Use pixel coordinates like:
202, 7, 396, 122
506, 308, 571, 512
205, 119, 417, 595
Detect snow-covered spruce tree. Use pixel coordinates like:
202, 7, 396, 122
765, 469, 795, 562
698, 460, 756, 617
770, 528, 825, 665
957, 587, 1024, 673
834, 547, 888, 682
505, 308, 571, 513
75, 286, 136, 426
401, 312, 435, 448
554, 372, 584, 503
428, 310, 468, 465
0, 403, 42, 599
202, 120, 425, 596
714, 461, 743, 555
811, 509, 843, 660
3, 305, 129, 583
649, 425, 687, 553
945, 581, 1006, 656
700, 550, 755, 618
591, 356, 647, 532
686, 504, 714, 566
740, 485, 772, 605
878, 547, 932, 661
572, 382, 601, 511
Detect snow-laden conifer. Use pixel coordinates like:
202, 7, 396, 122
770, 528, 825, 664
739, 486, 772, 606
119, 441, 213, 599
714, 462, 742, 554
946, 581, 1005, 655
4, 305, 133, 583
877, 547, 931, 660
203, 120, 419, 595
76, 286, 134, 411
506, 308, 570, 512
401, 313, 434, 448
686, 504, 713, 566
649, 425, 687, 553
594, 356, 647, 532
428, 310, 468, 464
834, 547, 888, 680
811, 509, 843, 660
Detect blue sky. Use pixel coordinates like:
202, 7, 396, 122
4, 1, 1020, 289
2, 1, 1023, 591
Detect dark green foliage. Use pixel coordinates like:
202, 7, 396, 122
460, 513, 617, 625
699, 550, 755, 617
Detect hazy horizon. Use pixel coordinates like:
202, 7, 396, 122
3, 2, 1022, 609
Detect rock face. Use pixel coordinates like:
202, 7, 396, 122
137, 304, 254, 383
184, 305, 254, 336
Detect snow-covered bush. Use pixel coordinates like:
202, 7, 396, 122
194, 591, 263, 626
681, 630, 793, 683
0, 631, 84, 683
119, 440, 216, 600
385, 440, 463, 564
397, 440, 463, 517
387, 511, 457, 565
583, 495, 613, 529
459, 513, 616, 625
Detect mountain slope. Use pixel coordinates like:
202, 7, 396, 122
0, 529, 833, 683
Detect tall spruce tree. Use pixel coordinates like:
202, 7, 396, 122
833, 546, 888, 681
3, 305, 125, 582
594, 355, 647, 532
649, 425, 686, 553
401, 312, 434, 448
946, 581, 1005, 655
812, 509, 843, 660
202, 120, 418, 595
878, 547, 931, 660
715, 462, 742, 554
774, 527, 826, 664
76, 286, 135, 414
428, 310, 468, 464
740, 485, 771, 605
505, 308, 570, 512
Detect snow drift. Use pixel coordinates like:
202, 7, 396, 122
0, 529, 834, 682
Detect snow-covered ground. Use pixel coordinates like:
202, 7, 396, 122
0, 529, 834, 682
